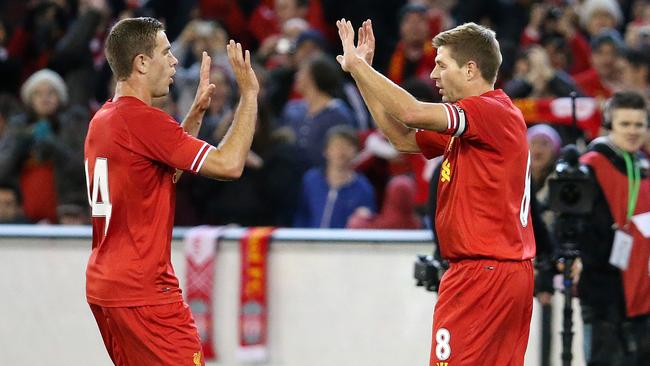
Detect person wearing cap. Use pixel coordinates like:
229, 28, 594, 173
574, 29, 625, 98
579, 0, 624, 38
0, 68, 89, 223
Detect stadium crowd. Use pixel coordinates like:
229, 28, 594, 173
1, 0, 647, 228
0, 0, 649, 364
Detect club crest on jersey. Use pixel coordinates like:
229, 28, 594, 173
193, 351, 202, 366
440, 159, 451, 183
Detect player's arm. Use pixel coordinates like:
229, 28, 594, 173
356, 76, 419, 152
337, 20, 454, 134
349, 21, 419, 153
172, 51, 216, 182
199, 41, 259, 180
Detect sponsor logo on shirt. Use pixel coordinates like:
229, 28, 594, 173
193, 351, 202, 366
441, 159, 451, 183
436, 362, 449, 366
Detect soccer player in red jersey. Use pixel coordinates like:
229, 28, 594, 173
336, 20, 535, 365
84, 18, 259, 365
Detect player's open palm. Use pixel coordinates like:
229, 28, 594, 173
193, 51, 216, 112
336, 19, 358, 72
227, 40, 259, 97
357, 19, 375, 66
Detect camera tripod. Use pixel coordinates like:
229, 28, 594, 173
558, 248, 580, 366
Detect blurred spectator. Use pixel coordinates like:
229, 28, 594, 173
256, 17, 309, 68
259, 126, 310, 226
619, 46, 650, 103
504, 45, 579, 99
57, 203, 89, 225
8, 0, 110, 107
346, 175, 422, 229
0, 69, 87, 223
265, 28, 328, 118
527, 124, 562, 193
624, 1, 650, 48
195, 68, 236, 146
279, 54, 357, 168
198, 0, 254, 49
579, 0, 623, 38
0, 182, 27, 223
0, 19, 21, 94
0, 93, 21, 138
412, 0, 455, 38
172, 19, 231, 117
294, 125, 375, 228
521, 4, 591, 75
387, 4, 436, 87
250, 0, 308, 46
574, 29, 624, 98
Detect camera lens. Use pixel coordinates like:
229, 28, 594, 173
559, 183, 581, 206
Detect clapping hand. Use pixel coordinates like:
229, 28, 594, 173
336, 18, 375, 72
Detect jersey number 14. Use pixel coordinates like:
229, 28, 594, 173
85, 158, 112, 235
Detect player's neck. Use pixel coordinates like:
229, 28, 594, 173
113, 80, 153, 105
461, 81, 493, 99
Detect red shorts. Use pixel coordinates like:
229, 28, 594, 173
90, 301, 205, 366
429, 259, 534, 366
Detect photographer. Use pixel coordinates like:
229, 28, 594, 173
577, 91, 650, 365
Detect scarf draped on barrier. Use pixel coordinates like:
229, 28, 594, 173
184, 226, 225, 360
237, 227, 275, 362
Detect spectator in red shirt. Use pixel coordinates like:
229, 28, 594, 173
574, 29, 624, 98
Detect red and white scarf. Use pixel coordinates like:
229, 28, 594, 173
184, 226, 224, 360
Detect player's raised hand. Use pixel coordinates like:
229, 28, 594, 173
336, 19, 359, 72
193, 51, 216, 112
227, 40, 259, 97
357, 19, 375, 66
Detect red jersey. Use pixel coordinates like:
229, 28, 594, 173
416, 89, 535, 261
84, 96, 213, 307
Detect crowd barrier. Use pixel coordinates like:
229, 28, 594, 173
0, 225, 584, 366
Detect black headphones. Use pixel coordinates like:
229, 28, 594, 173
602, 98, 613, 130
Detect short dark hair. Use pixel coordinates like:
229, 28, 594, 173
306, 54, 343, 98
433, 23, 502, 84
398, 3, 427, 24
622, 46, 650, 83
590, 29, 624, 52
105, 17, 164, 80
325, 125, 359, 150
603, 91, 647, 129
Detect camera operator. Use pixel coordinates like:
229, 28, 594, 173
577, 91, 650, 365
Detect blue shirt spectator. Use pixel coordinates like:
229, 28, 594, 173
293, 168, 376, 228
281, 97, 356, 167
293, 125, 375, 228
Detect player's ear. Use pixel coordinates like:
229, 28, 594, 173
133, 54, 148, 74
465, 61, 478, 81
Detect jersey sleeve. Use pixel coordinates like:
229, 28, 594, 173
415, 129, 451, 159
128, 109, 214, 174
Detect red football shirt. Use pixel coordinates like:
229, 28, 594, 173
84, 96, 213, 307
416, 89, 536, 261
